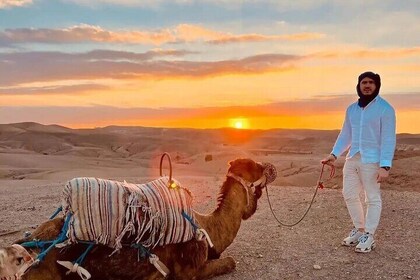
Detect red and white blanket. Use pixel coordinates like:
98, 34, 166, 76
62, 177, 195, 251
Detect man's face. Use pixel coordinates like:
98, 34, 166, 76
359, 77, 377, 96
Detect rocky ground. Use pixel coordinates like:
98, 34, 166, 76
1, 177, 419, 280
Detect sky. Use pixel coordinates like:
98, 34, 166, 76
0, 0, 419, 133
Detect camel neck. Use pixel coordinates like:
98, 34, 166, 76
194, 181, 249, 255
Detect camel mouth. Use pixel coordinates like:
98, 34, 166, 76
260, 162, 277, 184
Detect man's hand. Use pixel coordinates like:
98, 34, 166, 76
321, 154, 336, 166
377, 168, 390, 183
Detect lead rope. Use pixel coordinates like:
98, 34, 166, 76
266, 163, 335, 227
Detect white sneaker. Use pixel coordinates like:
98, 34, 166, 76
355, 232, 376, 253
342, 228, 364, 246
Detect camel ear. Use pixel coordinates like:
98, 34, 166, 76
11, 244, 32, 261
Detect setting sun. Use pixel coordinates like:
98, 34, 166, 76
235, 121, 243, 129
230, 118, 249, 129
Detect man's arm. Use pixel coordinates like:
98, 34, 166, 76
331, 106, 352, 158
379, 106, 396, 168
321, 106, 352, 165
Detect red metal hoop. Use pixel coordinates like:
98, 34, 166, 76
159, 152, 172, 183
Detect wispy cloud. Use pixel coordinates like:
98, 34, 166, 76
308, 47, 420, 59
0, 24, 325, 46
0, 50, 301, 86
209, 32, 325, 44
0, 24, 175, 45
1, 93, 418, 128
0, 0, 32, 9
0, 84, 109, 95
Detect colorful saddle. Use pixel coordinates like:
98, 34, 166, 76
62, 176, 196, 251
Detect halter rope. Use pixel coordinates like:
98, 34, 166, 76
266, 163, 335, 227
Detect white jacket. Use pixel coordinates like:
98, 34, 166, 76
332, 95, 396, 167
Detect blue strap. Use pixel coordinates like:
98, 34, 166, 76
74, 243, 95, 265
131, 243, 150, 259
21, 206, 65, 250
181, 211, 198, 231
49, 206, 63, 220
21, 240, 54, 249
37, 213, 72, 261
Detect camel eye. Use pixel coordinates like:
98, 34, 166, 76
16, 257, 24, 265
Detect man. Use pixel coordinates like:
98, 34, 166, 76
321, 71, 396, 253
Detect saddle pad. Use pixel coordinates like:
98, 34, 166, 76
62, 177, 195, 249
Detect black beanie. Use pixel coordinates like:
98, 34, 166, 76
356, 71, 381, 107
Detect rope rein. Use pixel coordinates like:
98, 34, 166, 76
266, 163, 335, 227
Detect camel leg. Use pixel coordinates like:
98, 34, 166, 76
195, 257, 236, 280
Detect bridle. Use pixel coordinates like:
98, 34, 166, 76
226, 162, 277, 205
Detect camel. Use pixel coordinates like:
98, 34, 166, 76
1, 158, 276, 280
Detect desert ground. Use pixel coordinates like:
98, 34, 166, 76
0, 122, 419, 279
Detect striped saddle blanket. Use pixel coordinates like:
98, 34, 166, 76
62, 177, 196, 250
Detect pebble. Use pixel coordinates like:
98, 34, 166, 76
313, 264, 322, 270
257, 254, 263, 258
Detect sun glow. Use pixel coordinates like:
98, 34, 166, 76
235, 121, 243, 129
230, 118, 249, 129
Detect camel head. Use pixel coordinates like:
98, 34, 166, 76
0, 244, 34, 279
226, 158, 277, 219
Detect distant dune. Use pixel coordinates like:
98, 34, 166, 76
0, 122, 419, 190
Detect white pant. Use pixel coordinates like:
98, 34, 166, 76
342, 153, 382, 234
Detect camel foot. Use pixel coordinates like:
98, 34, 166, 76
195, 256, 236, 280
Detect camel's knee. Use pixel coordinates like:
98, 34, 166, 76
222, 256, 236, 271
196, 257, 236, 279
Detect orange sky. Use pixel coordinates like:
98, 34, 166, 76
0, 1, 419, 133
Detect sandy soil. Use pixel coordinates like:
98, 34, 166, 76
0, 123, 419, 279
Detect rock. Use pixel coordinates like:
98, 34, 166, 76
313, 264, 322, 270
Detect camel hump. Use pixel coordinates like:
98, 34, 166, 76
62, 177, 196, 250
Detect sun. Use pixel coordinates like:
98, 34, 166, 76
234, 121, 243, 129
229, 118, 249, 129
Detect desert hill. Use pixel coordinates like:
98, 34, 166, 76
0, 122, 419, 191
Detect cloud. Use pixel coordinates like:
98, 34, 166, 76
0, 0, 32, 9
0, 50, 301, 86
208, 32, 325, 44
0, 84, 109, 95
0, 24, 325, 46
1, 93, 418, 128
0, 24, 175, 45
307, 47, 420, 60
